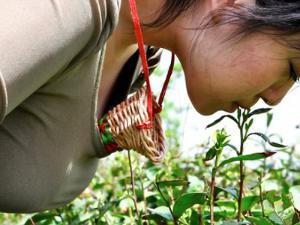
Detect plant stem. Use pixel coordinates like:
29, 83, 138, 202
209, 172, 216, 225
128, 150, 140, 219
259, 174, 265, 217
237, 161, 245, 222
104, 214, 111, 225
30, 218, 36, 225
237, 120, 245, 222
139, 175, 149, 225
210, 145, 223, 225
198, 206, 203, 225
156, 183, 179, 225
128, 206, 134, 225
295, 208, 300, 221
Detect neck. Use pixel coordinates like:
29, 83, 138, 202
117, 0, 177, 51
99, 0, 209, 116
117, 0, 209, 56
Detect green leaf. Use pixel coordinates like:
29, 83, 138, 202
279, 206, 295, 224
99, 199, 123, 217
247, 133, 286, 148
206, 115, 238, 129
190, 209, 199, 225
174, 62, 182, 73
205, 146, 217, 161
218, 152, 276, 168
282, 180, 290, 195
245, 118, 254, 133
266, 113, 273, 128
216, 200, 236, 217
246, 216, 275, 225
148, 206, 173, 221
282, 192, 293, 210
187, 175, 205, 193
24, 213, 56, 225
173, 192, 208, 218
216, 186, 239, 199
221, 222, 240, 225
157, 179, 189, 188
227, 144, 239, 154
242, 109, 249, 121
266, 190, 281, 204
248, 108, 272, 118
290, 185, 300, 211
216, 128, 230, 144
241, 196, 260, 212
216, 200, 236, 211
237, 108, 242, 122
268, 212, 283, 225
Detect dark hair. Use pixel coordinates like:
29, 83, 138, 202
147, 0, 300, 50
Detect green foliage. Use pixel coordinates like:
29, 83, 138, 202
0, 115, 299, 225
290, 186, 300, 211
218, 152, 276, 168
173, 193, 208, 218
1, 66, 300, 225
246, 216, 274, 225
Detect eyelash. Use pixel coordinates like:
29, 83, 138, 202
289, 63, 300, 83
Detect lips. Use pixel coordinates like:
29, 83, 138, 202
225, 101, 255, 113
236, 103, 250, 110
221, 98, 260, 114
225, 103, 238, 113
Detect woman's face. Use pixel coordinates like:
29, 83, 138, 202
176, 19, 299, 115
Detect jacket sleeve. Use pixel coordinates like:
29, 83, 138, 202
0, 0, 119, 123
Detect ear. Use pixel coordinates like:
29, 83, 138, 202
210, 0, 235, 9
209, 0, 236, 24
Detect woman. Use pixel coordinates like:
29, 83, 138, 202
0, 0, 298, 213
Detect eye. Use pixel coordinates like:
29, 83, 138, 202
289, 63, 300, 83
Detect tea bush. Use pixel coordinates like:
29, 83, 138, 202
1, 62, 300, 225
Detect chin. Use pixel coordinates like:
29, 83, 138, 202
189, 97, 219, 116
193, 105, 217, 116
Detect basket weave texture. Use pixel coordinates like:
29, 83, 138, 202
106, 86, 166, 163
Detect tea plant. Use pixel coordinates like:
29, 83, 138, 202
1, 108, 300, 225
1, 63, 300, 224
205, 108, 289, 224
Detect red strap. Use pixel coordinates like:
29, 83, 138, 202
128, 0, 175, 129
156, 53, 175, 113
128, 0, 153, 128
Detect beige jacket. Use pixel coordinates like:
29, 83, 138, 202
0, 0, 120, 213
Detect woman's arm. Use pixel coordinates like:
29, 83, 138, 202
0, 0, 99, 122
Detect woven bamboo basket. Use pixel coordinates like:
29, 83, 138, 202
103, 86, 166, 163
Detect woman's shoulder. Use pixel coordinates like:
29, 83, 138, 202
66, 0, 121, 67
91, 0, 121, 49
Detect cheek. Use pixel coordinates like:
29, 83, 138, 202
184, 68, 228, 115
178, 33, 287, 114
184, 57, 272, 110
210, 53, 279, 98
183, 70, 212, 114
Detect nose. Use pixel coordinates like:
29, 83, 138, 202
259, 81, 294, 106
